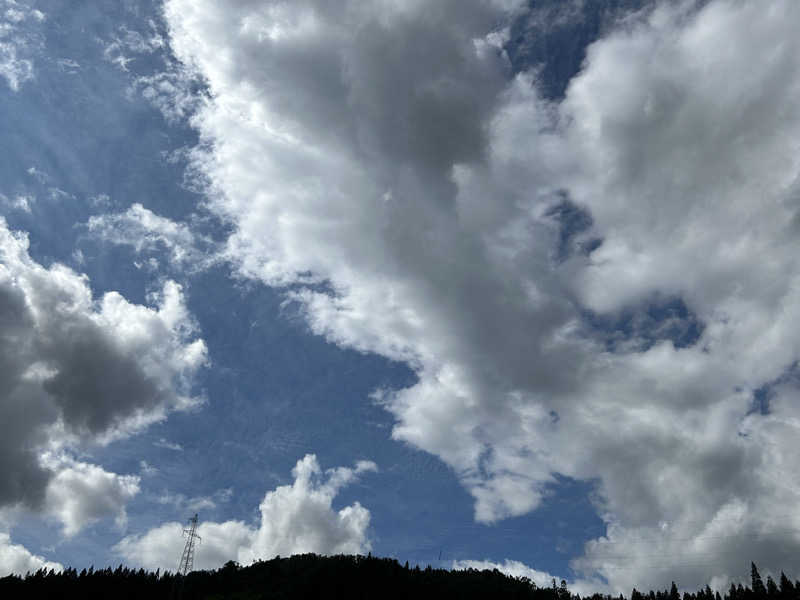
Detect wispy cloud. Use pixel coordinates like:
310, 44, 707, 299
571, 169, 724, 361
101, 22, 164, 72
154, 438, 183, 452
0, 0, 44, 91
154, 487, 232, 513
87, 203, 218, 272
0, 192, 34, 213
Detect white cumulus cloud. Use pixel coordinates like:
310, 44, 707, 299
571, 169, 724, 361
452, 558, 610, 598
0, 533, 62, 577
452, 558, 557, 588
115, 454, 376, 571
41, 455, 141, 537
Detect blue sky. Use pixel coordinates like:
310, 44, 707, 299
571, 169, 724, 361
2, 0, 800, 595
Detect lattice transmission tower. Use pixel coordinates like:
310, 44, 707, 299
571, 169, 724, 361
177, 513, 201, 576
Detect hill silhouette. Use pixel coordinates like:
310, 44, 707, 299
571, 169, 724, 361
0, 555, 796, 600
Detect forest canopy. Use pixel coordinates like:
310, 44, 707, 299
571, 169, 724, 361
0, 554, 795, 600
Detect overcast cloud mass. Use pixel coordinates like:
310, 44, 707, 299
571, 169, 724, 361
2, 0, 800, 594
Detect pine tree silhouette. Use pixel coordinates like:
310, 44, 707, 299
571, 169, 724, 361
670, 582, 680, 600
752, 563, 767, 597
766, 576, 779, 598
779, 572, 794, 599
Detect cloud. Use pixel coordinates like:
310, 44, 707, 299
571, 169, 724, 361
163, 0, 800, 592
0, 0, 44, 91
41, 455, 140, 537
87, 203, 210, 269
154, 487, 232, 513
0, 193, 34, 213
139, 461, 158, 477
154, 438, 183, 451
453, 559, 564, 590
55, 58, 79, 73
452, 558, 607, 597
0, 533, 62, 577
115, 454, 376, 571
128, 67, 204, 124
102, 22, 165, 72
100, 18, 205, 123
0, 217, 206, 523
26, 166, 49, 184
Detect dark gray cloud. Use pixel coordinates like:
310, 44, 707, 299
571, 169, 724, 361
0, 280, 56, 508
0, 218, 206, 519
41, 324, 163, 436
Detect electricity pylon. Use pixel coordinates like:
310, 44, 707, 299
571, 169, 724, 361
178, 513, 201, 576
173, 514, 201, 600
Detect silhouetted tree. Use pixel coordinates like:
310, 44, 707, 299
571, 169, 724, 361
767, 576, 779, 598
752, 563, 767, 597
779, 572, 795, 599
2, 554, 797, 600
559, 579, 571, 600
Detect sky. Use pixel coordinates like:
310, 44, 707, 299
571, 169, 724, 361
2, 0, 800, 594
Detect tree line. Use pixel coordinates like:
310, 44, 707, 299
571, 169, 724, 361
0, 554, 796, 600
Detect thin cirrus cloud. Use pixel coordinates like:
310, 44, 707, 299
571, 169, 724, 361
0, 0, 45, 92
114, 454, 377, 571
158, 0, 800, 592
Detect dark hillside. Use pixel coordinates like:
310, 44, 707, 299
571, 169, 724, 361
0, 555, 796, 600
